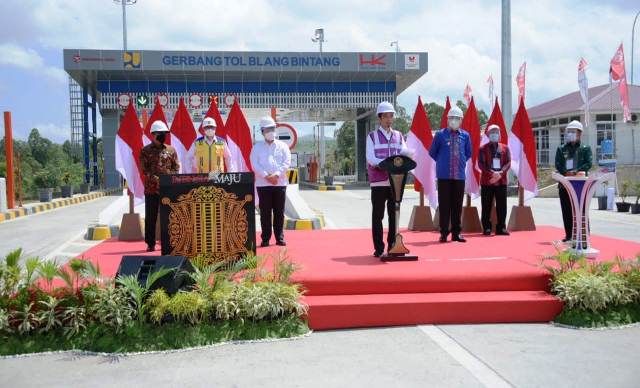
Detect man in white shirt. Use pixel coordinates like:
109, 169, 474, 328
366, 101, 411, 257
250, 116, 292, 247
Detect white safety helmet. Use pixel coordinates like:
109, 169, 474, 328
150, 120, 169, 133
259, 116, 277, 130
202, 117, 217, 128
447, 106, 463, 118
376, 101, 396, 116
487, 124, 501, 133
566, 120, 584, 132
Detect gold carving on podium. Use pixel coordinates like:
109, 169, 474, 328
161, 186, 252, 264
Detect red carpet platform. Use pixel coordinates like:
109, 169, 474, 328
77, 226, 640, 330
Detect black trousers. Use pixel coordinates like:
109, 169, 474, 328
144, 194, 160, 249
437, 179, 465, 236
481, 185, 507, 231
558, 184, 573, 239
257, 186, 287, 243
371, 186, 396, 253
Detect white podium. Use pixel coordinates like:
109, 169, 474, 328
552, 172, 614, 258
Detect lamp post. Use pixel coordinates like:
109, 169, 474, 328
312, 28, 326, 174
113, 0, 137, 51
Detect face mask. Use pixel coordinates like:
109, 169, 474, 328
489, 133, 500, 143
155, 133, 166, 144
205, 128, 216, 137
565, 132, 577, 143
448, 118, 461, 130
264, 131, 275, 141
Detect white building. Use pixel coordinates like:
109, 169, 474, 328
528, 84, 640, 166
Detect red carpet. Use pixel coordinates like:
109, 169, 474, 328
78, 226, 640, 330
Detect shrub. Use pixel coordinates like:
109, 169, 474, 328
84, 285, 135, 333
166, 291, 208, 324
62, 305, 86, 338
145, 289, 170, 324
10, 302, 38, 334
0, 308, 9, 333
37, 295, 63, 333
552, 270, 637, 312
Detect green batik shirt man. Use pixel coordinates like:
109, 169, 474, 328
554, 140, 592, 176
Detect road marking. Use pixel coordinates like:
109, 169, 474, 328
44, 231, 87, 262
418, 325, 513, 388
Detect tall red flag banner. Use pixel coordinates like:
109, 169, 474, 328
508, 99, 538, 200
461, 97, 481, 198
406, 97, 438, 208
198, 98, 227, 138
440, 96, 451, 129
481, 97, 509, 146
115, 102, 145, 202
487, 74, 495, 104
609, 43, 631, 122
516, 62, 527, 103
171, 98, 198, 173
578, 58, 590, 128
143, 99, 170, 145
225, 100, 253, 172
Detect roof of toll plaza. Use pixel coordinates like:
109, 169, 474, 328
63, 49, 428, 115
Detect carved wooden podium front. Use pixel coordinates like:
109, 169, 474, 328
159, 173, 256, 264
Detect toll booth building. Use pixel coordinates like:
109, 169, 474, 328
63, 50, 427, 188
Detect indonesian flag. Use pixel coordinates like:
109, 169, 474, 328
224, 99, 253, 172
198, 98, 227, 138
578, 58, 590, 128
142, 99, 170, 146
440, 96, 451, 129
115, 102, 145, 203
463, 84, 473, 105
407, 97, 438, 208
171, 98, 197, 174
609, 43, 632, 122
516, 62, 527, 103
462, 97, 481, 198
508, 98, 538, 200
481, 97, 509, 146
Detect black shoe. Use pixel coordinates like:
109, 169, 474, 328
439, 235, 448, 243
373, 250, 383, 257
562, 237, 571, 243
276, 240, 287, 246
496, 229, 510, 236
146, 246, 155, 252
452, 235, 467, 243
260, 240, 270, 247
483, 229, 492, 236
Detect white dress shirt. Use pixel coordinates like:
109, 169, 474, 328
366, 126, 410, 187
250, 139, 292, 187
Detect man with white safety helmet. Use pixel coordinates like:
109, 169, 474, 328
478, 124, 511, 236
140, 120, 180, 251
554, 119, 592, 242
250, 116, 291, 247
192, 117, 234, 173
429, 105, 472, 243
366, 101, 411, 257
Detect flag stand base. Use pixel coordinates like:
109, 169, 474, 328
119, 213, 144, 241
408, 205, 436, 231
461, 206, 483, 233
507, 205, 536, 231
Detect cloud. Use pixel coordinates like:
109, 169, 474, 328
32, 123, 70, 144
0, 42, 67, 83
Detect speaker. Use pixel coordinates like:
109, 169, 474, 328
116, 255, 195, 294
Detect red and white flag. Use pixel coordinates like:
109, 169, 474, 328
224, 99, 253, 173
578, 58, 590, 128
406, 97, 438, 208
481, 97, 509, 147
487, 74, 494, 104
463, 84, 473, 105
609, 43, 632, 122
516, 62, 526, 103
171, 98, 198, 173
142, 99, 170, 146
508, 98, 538, 201
461, 97, 481, 198
115, 102, 145, 203
440, 96, 451, 129
198, 98, 227, 138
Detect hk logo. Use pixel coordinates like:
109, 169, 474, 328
123, 51, 142, 69
359, 54, 386, 66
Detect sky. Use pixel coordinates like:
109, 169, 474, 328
0, 0, 637, 143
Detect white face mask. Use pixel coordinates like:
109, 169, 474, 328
205, 128, 216, 137
489, 133, 500, 143
448, 118, 461, 130
565, 132, 577, 143
264, 131, 276, 141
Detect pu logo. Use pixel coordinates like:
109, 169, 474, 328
404, 54, 419, 70
123, 51, 142, 69
408, 56, 416, 63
